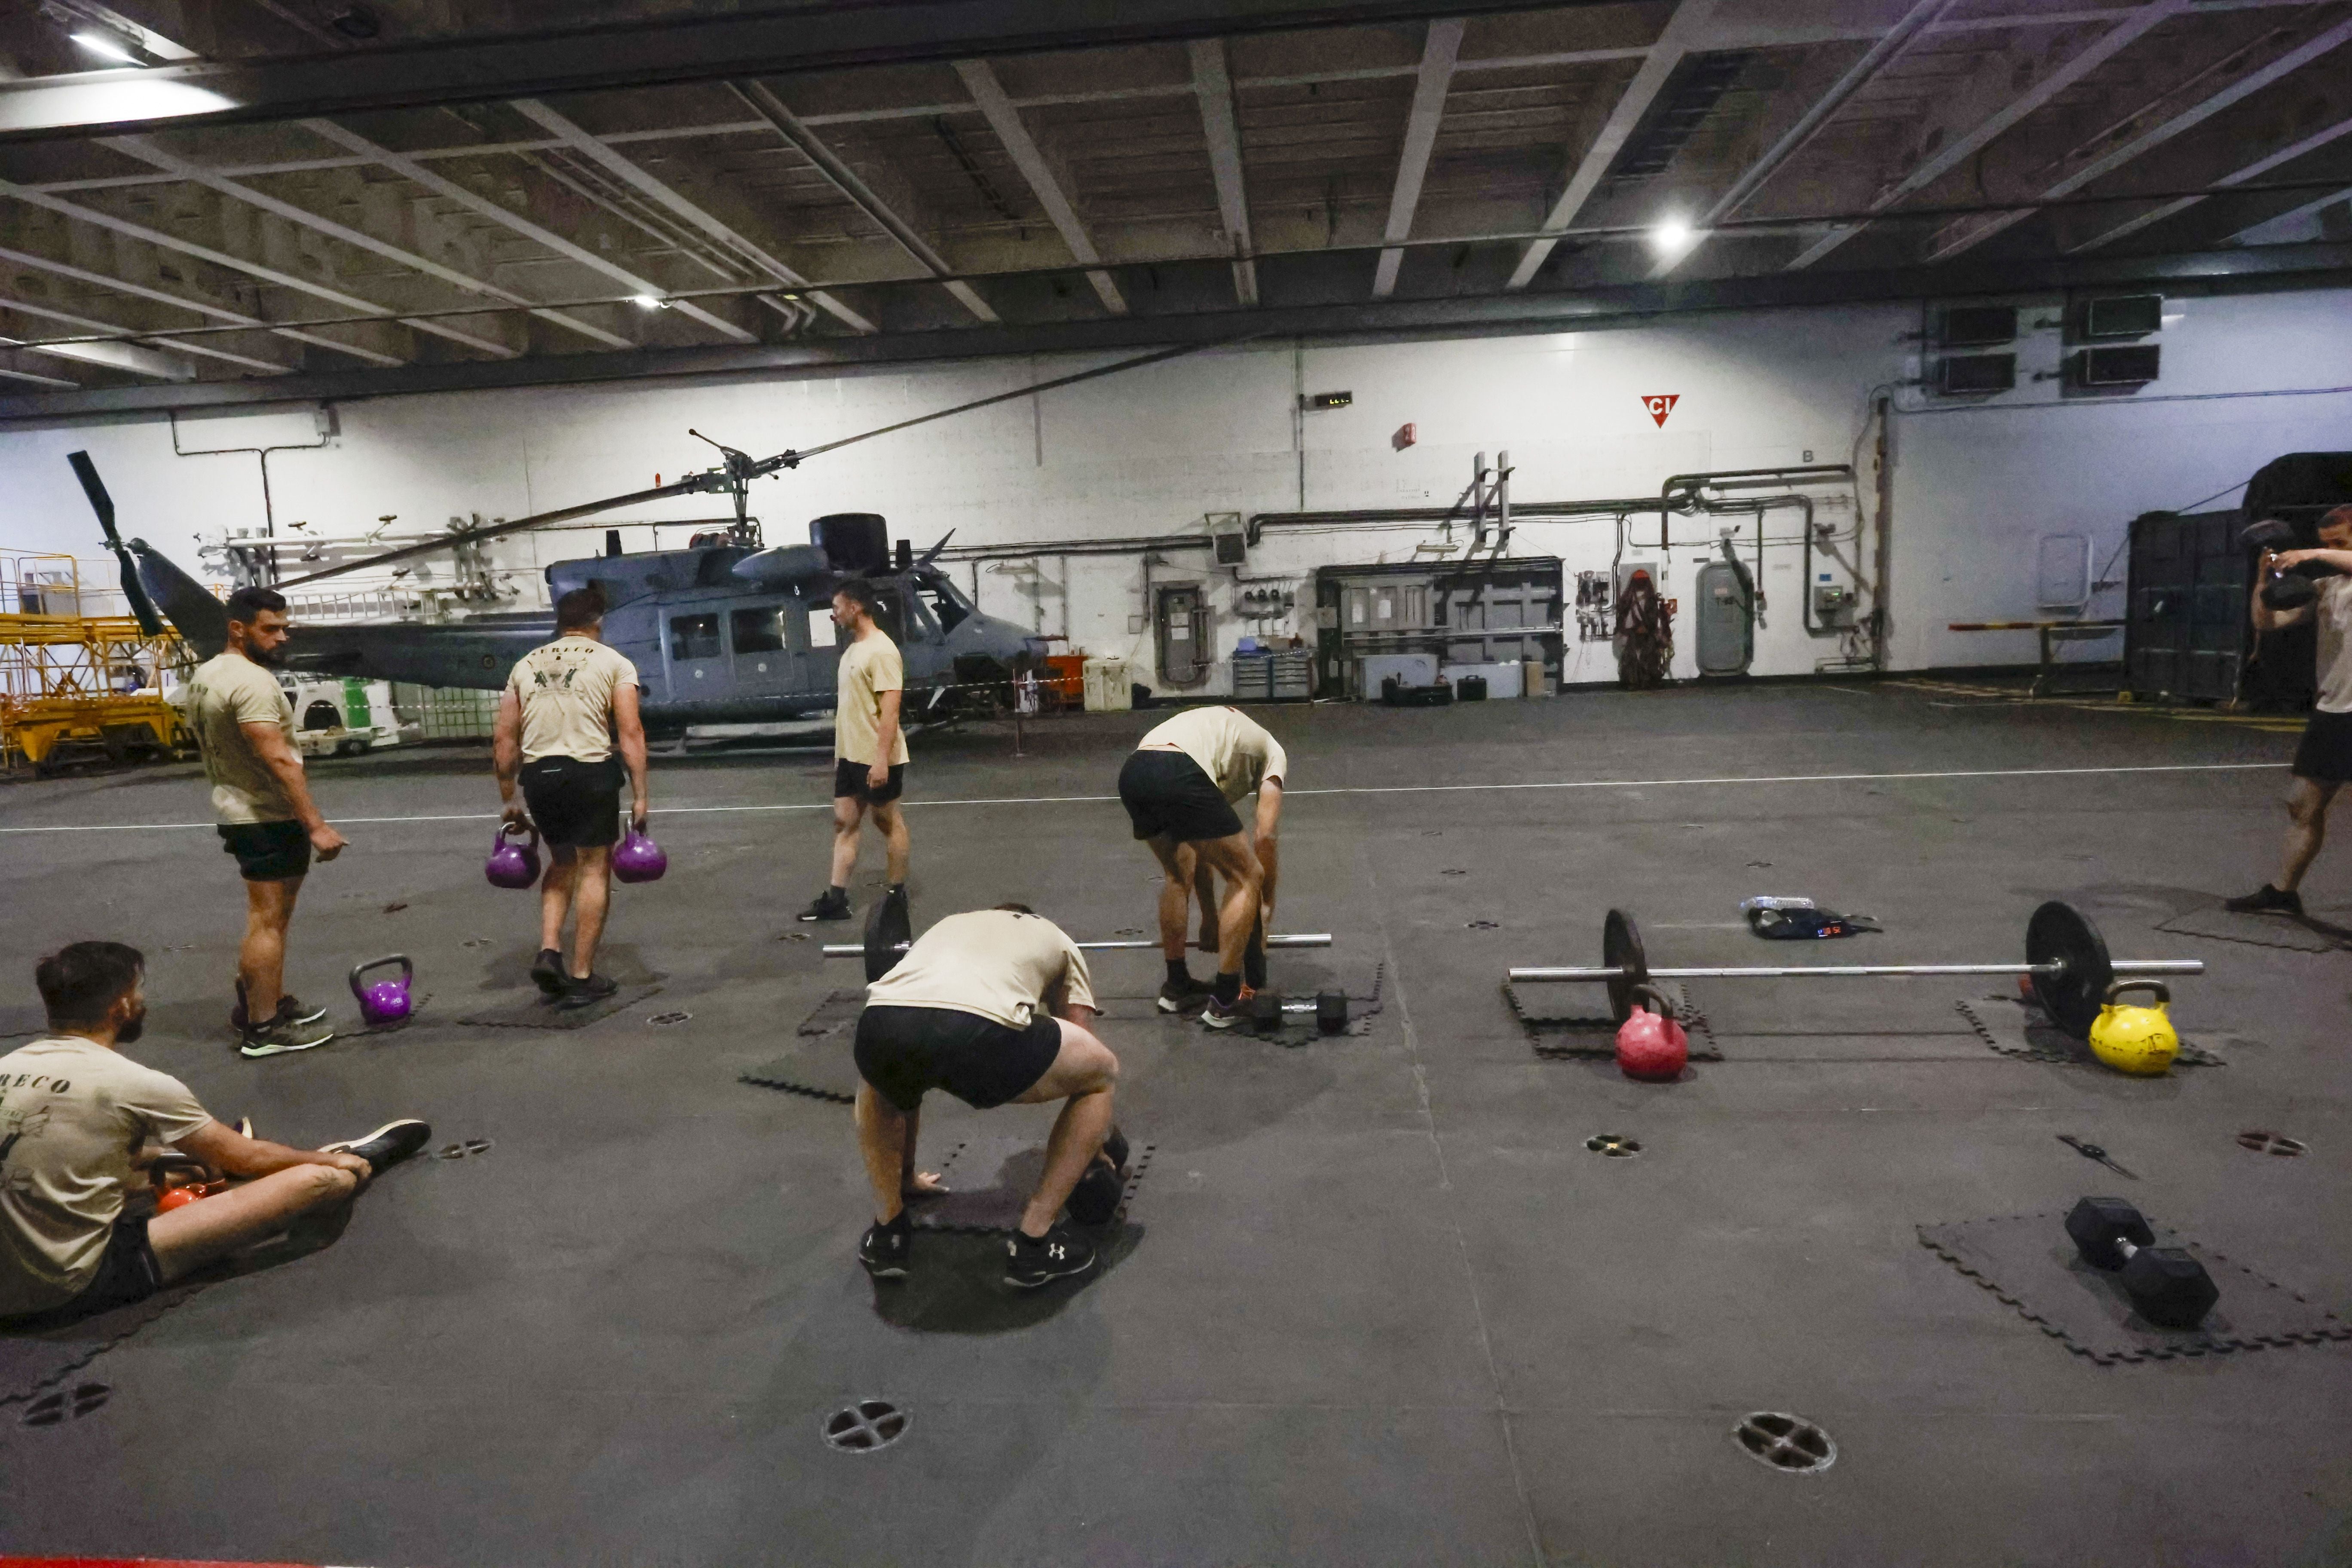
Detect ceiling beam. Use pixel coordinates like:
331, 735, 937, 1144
2230, 178, 2352, 244
0, 239, 396, 366
298, 118, 756, 345
0, 294, 291, 373
953, 59, 1126, 314
1924, 12, 2352, 261
1787, 0, 2190, 271
1372, 18, 1464, 300
0, 359, 82, 389
0, 323, 193, 380
1507, 0, 1725, 291
1190, 38, 1257, 306
2070, 110, 2352, 250
507, 98, 876, 334
729, 80, 997, 325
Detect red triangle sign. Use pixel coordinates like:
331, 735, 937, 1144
1642, 393, 1680, 429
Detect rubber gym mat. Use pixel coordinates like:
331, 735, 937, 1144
0, 1002, 46, 1039
739, 1035, 861, 1103
796, 988, 865, 1037
1503, 980, 1724, 1061
2156, 903, 2352, 953
453, 982, 663, 1030
906, 1135, 1151, 1234
1, 1282, 207, 1414
1917, 1210, 2352, 1365
1955, 997, 2226, 1068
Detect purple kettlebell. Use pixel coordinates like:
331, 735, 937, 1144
613, 827, 667, 884
486, 821, 541, 889
349, 955, 414, 1027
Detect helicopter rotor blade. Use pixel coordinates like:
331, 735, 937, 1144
913, 529, 957, 570
67, 450, 166, 635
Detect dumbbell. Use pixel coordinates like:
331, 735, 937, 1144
1066, 1125, 1130, 1226
1239, 989, 1351, 1036
2245, 517, 2340, 610
2063, 1197, 2220, 1329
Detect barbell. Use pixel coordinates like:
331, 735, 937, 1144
827, 888, 1331, 985
1507, 900, 2202, 1039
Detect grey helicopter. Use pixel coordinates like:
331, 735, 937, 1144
65, 340, 1233, 737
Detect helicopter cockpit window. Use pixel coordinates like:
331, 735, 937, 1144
807, 603, 837, 649
920, 580, 970, 633
730, 606, 786, 655
668, 613, 720, 661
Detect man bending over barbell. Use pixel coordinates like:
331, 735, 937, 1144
2230, 503, 2352, 917
851, 904, 1117, 1288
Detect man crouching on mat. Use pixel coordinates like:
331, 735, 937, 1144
852, 905, 1116, 1288
0, 943, 430, 1327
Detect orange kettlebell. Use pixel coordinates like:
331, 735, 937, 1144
1614, 983, 1689, 1081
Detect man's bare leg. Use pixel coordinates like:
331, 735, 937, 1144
2278, 778, 2339, 892
1191, 851, 1218, 952
872, 799, 910, 886
1194, 833, 1266, 982
568, 845, 612, 978
539, 848, 577, 952
148, 1163, 360, 1282
828, 796, 864, 889
238, 874, 303, 1020
854, 1084, 913, 1224
1008, 1020, 1119, 1237
1146, 835, 1192, 961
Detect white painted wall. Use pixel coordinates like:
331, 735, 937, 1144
4, 285, 2348, 688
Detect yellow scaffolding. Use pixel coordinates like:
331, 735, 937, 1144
0, 554, 195, 772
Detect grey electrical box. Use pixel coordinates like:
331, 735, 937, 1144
1157, 584, 1208, 686
1694, 560, 1754, 677
1812, 582, 1856, 627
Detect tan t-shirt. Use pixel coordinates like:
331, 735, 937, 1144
185, 651, 296, 824
2313, 577, 2352, 714
0, 1036, 211, 1318
507, 635, 640, 763
1138, 706, 1289, 803
836, 631, 910, 767
864, 909, 1098, 1030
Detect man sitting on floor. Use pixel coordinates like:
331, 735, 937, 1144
851, 905, 1118, 1288
0, 942, 430, 1325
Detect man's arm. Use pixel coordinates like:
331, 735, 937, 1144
870, 688, 903, 787
493, 688, 527, 826
2252, 551, 2314, 634
241, 721, 346, 860
614, 683, 650, 828
1253, 779, 1283, 928
176, 1119, 370, 1181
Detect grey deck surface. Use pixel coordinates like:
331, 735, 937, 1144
2, 686, 2349, 1566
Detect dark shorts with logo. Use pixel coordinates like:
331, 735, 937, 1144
853, 1004, 1063, 1113
521, 754, 623, 848
1118, 748, 1243, 843
2292, 708, 2352, 784
218, 819, 311, 882
834, 758, 906, 804
4, 1218, 163, 1327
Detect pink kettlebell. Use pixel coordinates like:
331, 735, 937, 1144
1614, 983, 1690, 1082
486, 821, 541, 889
613, 826, 667, 884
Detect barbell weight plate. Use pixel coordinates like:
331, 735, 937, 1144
864, 887, 913, 983
2026, 900, 2112, 1040
1602, 909, 1648, 1025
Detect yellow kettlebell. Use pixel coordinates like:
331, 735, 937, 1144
2089, 980, 2179, 1076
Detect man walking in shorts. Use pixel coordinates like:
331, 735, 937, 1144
496, 586, 649, 1006
1117, 706, 1286, 1027
184, 587, 346, 1058
799, 579, 910, 922
852, 905, 1117, 1286
2230, 503, 2352, 914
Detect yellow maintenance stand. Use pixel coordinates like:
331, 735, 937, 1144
1, 554, 193, 772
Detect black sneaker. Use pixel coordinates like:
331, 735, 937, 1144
797, 889, 852, 922
238, 1013, 335, 1059
559, 972, 620, 1009
324, 1118, 431, 1175
1006, 1225, 1096, 1288
1200, 985, 1256, 1031
530, 948, 566, 997
1156, 973, 1213, 1014
2224, 884, 2303, 916
230, 988, 329, 1032
859, 1219, 912, 1280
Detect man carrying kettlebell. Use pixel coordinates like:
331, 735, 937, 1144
799, 578, 910, 923
2230, 503, 2352, 916
1117, 706, 1286, 1026
851, 905, 1117, 1287
495, 585, 649, 1006
0, 942, 429, 1326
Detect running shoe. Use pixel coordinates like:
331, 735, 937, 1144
530, 948, 566, 997
238, 1014, 334, 1059
1005, 1224, 1096, 1288
323, 1119, 432, 1174
2223, 884, 2304, 916
560, 972, 619, 1009
1200, 985, 1256, 1031
230, 988, 329, 1032
859, 1219, 912, 1280
1156, 973, 1214, 1014
796, 888, 852, 922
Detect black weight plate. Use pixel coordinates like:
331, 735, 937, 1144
2026, 900, 2110, 1039
1603, 909, 1648, 1024
1066, 1158, 1123, 1226
864, 888, 913, 983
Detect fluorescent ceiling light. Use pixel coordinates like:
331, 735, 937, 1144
1649, 217, 1694, 255
631, 294, 666, 310
70, 29, 141, 64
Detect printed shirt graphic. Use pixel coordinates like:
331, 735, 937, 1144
507, 636, 639, 763
864, 910, 1098, 1029
1136, 706, 1289, 803
185, 652, 297, 824
0, 1037, 210, 1318
2316, 578, 2352, 714
835, 632, 910, 767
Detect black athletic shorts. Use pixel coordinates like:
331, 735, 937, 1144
3, 1217, 163, 1326
834, 758, 906, 804
853, 1004, 1063, 1113
218, 819, 310, 882
1118, 748, 1243, 843
2292, 708, 2352, 784
521, 754, 623, 848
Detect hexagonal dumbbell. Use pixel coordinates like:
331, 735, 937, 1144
2064, 1196, 2220, 1330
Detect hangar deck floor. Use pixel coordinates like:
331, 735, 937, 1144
2, 681, 2347, 1568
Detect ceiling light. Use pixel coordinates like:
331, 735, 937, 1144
70, 29, 141, 64
1649, 218, 1694, 254
631, 294, 666, 310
